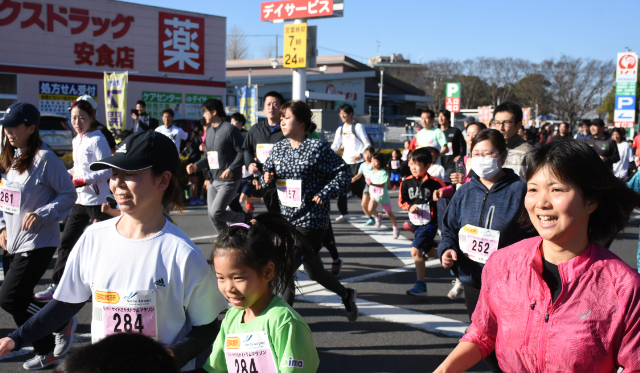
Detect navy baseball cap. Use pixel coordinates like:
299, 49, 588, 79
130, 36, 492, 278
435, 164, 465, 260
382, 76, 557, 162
90, 131, 180, 176
0, 102, 40, 128
591, 118, 605, 127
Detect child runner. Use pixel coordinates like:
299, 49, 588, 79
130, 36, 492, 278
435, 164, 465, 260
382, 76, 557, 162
0, 131, 228, 371
197, 213, 320, 373
398, 148, 446, 296
387, 149, 402, 190
0, 102, 77, 369
401, 140, 411, 161
351, 147, 374, 225
367, 152, 399, 239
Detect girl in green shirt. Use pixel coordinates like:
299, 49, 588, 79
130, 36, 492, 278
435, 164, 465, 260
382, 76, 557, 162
201, 213, 320, 373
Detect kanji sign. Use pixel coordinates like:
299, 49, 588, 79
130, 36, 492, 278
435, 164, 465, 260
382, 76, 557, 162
616, 52, 638, 83
614, 52, 637, 129
104, 72, 128, 142
158, 12, 205, 75
39, 81, 97, 122
284, 23, 307, 69
142, 91, 182, 119
261, 0, 340, 22
478, 106, 492, 125
185, 94, 221, 120
445, 82, 461, 113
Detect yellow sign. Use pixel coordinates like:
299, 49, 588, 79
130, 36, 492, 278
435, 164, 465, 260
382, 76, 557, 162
284, 23, 307, 69
103, 72, 128, 143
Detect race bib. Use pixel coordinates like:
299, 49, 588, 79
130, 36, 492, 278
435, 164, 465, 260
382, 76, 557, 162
370, 185, 384, 198
256, 144, 274, 164
391, 160, 400, 169
409, 203, 431, 225
276, 179, 302, 208
207, 151, 219, 169
92, 289, 158, 343
446, 142, 453, 156
343, 133, 357, 148
0, 180, 21, 214
459, 225, 501, 264
224, 332, 278, 373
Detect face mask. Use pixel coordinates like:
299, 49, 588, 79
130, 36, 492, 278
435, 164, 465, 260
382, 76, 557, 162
470, 154, 502, 179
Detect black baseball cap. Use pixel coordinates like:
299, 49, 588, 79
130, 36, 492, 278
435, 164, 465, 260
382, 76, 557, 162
0, 102, 40, 128
90, 131, 180, 176
591, 118, 605, 127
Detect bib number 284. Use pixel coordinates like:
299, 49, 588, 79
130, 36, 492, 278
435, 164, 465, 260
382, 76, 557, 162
112, 312, 144, 333
234, 358, 259, 373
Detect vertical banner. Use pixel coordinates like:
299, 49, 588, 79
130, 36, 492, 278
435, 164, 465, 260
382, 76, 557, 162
103, 72, 128, 142
236, 86, 258, 127
477, 106, 492, 125
614, 52, 638, 129
522, 108, 531, 127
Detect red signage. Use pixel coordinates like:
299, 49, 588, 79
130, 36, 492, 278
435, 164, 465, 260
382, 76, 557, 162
445, 97, 460, 113
614, 121, 634, 129
261, 0, 333, 21
478, 106, 492, 125
522, 108, 530, 123
158, 12, 205, 75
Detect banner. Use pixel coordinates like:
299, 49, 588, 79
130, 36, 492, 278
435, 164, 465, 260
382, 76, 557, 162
185, 94, 222, 120
236, 86, 258, 127
478, 106, 492, 125
39, 81, 98, 123
103, 72, 128, 142
141, 91, 182, 120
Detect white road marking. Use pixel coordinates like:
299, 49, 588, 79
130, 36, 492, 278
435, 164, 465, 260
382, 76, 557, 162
189, 234, 217, 242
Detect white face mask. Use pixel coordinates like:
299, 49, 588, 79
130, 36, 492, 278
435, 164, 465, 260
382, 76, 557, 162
470, 155, 502, 179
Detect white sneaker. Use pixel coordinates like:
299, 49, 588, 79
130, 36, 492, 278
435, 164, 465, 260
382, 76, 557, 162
23, 352, 64, 370
447, 278, 464, 299
375, 213, 382, 228
34, 284, 57, 301
335, 214, 350, 223
393, 227, 399, 239
53, 316, 77, 356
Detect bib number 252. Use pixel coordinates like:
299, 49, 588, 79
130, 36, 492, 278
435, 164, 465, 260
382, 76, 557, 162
234, 358, 259, 373
470, 239, 490, 254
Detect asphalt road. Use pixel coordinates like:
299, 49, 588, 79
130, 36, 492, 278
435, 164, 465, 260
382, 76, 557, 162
0, 190, 637, 372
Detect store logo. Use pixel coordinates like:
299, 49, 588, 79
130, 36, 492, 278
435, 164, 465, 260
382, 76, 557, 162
95, 291, 120, 304
619, 54, 637, 70
226, 337, 240, 349
281, 357, 304, 368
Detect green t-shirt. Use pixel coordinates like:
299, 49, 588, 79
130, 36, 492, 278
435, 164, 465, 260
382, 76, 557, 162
416, 127, 447, 150
204, 296, 319, 373
369, 169, 390, 204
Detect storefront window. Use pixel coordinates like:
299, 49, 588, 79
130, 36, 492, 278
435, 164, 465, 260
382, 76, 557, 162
0, 74, 18, 111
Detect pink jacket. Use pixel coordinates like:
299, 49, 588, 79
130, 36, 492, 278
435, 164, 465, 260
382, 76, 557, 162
461, 237, 640, 372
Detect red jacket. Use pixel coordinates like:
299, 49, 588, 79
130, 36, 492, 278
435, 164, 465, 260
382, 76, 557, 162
462, 237, 640, 372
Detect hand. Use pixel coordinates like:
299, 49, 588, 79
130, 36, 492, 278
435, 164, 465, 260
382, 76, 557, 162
220, 169, 233, 179
199, 143, 205, 152
0, 337, 15, 356
264, 172, 274, 184
442, 249, 458, 269
366, 179, 371, 185
166, 348, 174, 357
312, 195, 323, 205
130, 113, 136, 120
21, 212, 41, 231
454, 155, 461, 162
203, 180, 210, 190
72, 176, 87, 188
248, 163, 259, 175
101, 203, 110, 214
351, 177, 358, 183
450, 173, 464, 185
0, 229, 6, 251
409, 205, 419, 214
433, 189, 443, 201
350, 155, 361, 163
601, 156, 606, 161
252, 179, 262, 191
186, 164, 197, 175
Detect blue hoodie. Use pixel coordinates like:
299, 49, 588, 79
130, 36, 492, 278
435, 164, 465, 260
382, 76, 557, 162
437, 168, 532, 289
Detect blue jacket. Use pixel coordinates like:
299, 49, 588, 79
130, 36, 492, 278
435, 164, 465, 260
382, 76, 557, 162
437, 168, 532, 289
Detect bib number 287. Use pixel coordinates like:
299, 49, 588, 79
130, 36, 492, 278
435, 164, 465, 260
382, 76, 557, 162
234, 358, 259, 373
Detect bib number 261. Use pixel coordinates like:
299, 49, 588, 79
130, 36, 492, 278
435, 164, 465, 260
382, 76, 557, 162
235, 358, 259, 373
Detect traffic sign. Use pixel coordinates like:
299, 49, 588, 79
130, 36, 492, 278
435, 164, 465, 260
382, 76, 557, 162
284, 23, 307, 69
261, 0, 344, 22
615, 96, 636, 111
446, 83, 461, 98
616, 52, 638, 83
615, 110, 635, 121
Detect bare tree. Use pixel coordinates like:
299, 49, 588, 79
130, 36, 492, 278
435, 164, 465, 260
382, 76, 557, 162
483, 58, 532, 106
514, 73, 552, 115
541, 55, 615, 124
227, 25, 249, 60
260, 39, 277, 59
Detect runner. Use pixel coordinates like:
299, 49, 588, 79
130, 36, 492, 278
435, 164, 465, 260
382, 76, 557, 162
330, 103, 371, 223
611, 127, 633, 180
0, 131, 228, 371
387, 149, 402, 190
435, 140, 640, 373
398, 148, 447, 296
438, 109, 466, 176
155, 108, 188, 153
186, 98, 249, 234
35, 99, 113, 302
492, 102, 535, 180
186, 124, 206, 206
262, 101, 358, 320
437, 129, 529, 373
415, 109, 448, 156
242, 91, 286, 213
199, 213, 320, 373
367, 151, 399, 238
401, 140, 411, 161
574, 119, 593, 141
352, 147, 374, 225
0, 102, 77, 369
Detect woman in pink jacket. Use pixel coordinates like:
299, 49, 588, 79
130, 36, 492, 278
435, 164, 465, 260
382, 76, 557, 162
436, 140, 640, 373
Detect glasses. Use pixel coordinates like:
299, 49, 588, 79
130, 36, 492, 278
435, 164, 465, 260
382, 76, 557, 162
493, 120, 515, 127
471, 151, 500, 158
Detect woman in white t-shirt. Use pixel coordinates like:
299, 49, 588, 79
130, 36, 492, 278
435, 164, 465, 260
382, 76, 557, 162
0, 131, 227, 371
612, 128, 634, 181
35, 99, 113, 302
330, 104, 371, 222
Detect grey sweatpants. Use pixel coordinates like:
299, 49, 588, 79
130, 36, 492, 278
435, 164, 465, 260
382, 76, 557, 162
207, 179, 245, 234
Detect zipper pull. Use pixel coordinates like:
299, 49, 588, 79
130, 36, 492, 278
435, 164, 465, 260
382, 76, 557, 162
545, 313, 549, 322
530, 303, 535, 310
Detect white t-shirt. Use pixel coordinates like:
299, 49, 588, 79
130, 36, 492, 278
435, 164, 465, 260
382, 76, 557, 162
614, 141, 633, 180
330, 122, 371, 164
54, 216, 227, 370
428, 163, 449, 231
156, 125, 188, 153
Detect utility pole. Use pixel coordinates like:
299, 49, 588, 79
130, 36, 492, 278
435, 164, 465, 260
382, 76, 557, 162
378, 68, 384, 124
291, 19, 307, 102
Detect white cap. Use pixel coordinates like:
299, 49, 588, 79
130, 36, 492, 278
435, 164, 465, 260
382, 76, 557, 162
76, 95, 98, 113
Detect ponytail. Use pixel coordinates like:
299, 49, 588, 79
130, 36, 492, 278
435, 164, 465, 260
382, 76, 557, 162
213, 212, 315, 294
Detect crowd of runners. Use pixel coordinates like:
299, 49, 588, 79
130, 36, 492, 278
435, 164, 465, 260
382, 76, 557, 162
0, 92, 637, 373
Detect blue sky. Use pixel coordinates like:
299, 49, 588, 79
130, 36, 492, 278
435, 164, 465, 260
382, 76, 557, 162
127, 0, 639, 64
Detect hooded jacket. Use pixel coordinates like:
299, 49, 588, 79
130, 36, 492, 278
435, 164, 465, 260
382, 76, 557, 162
242, 119, 286, 172
194, 121, 244, 181
437, 168, 530, 289
462, 237, 640, 372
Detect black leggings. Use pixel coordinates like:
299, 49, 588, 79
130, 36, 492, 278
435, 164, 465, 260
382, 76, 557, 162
0, 247, 60, 355
322, 221, 339, 261
336, 162, 364, 215
52, 204, 111, 285
282, 227, 348, 306
463, 285, 503, 373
